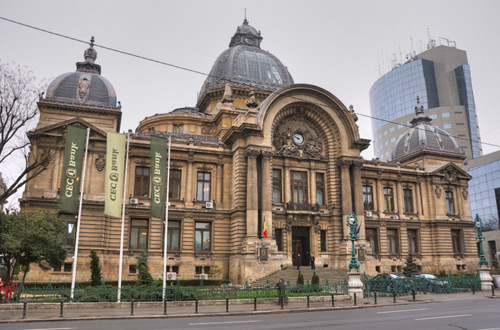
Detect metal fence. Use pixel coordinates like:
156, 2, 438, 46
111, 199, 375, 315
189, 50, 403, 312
362, 272, 481, 297
6, 279, 348, 303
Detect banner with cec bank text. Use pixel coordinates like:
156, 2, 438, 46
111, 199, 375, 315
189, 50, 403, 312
104, 132, 126, 218
59, 126, 87, 214
150, 136, 167, 218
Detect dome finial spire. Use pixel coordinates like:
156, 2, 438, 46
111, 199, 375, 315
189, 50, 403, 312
415, 96, 424, 116
244, 8, 247, 24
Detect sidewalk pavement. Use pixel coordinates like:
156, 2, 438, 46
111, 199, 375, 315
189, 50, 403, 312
0, 289, 498, 324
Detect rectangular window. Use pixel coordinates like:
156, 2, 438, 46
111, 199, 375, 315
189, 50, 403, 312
316, 173, 325, 205
451, 229, 463, 255
130, 219, 149, 250
366, 228, 379, 255
445, 191, 455, 215
403, 188, 414, 213
60, 213, 76, 248
407, 229, 419, 255
196, 172, 211, 201
64, 262, 73, 272
195, 222, 211, 252
320, 230, 327, 252
275, 228, 283, 251
167, 220, 181, 251
169, 169, 181, 200
134, 166, 150, 197
272, 169, 282, 203
363, 185, 374, 211
387, 228, 399, 255
173, 124, 183, 134
291, 171, 308, 205
384, 186, 394, 212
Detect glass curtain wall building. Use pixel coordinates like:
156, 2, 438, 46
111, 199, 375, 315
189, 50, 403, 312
370, 45, 482, 161
466, 151, 500, 231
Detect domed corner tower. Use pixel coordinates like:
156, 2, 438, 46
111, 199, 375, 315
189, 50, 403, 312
37, 37, 122, 133
196, 19, 294, 116
391, 97, 466, 169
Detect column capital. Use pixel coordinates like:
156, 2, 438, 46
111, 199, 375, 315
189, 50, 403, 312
246, 148, 260, 158
261, 150, 273, 159
339, 159, 352, 168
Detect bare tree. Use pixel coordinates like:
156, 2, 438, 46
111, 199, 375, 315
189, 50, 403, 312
0, 61, 50, 207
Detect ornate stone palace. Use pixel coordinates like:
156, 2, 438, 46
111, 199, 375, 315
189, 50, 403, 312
22, 20, 477, 283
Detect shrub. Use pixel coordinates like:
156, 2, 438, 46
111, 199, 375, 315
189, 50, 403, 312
89, 250, 102, 286
297, 270, 304, 285
311, 271, 320, 286
137, 252, 153, 285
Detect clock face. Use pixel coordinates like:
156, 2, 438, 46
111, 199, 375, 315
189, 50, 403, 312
293, 133, 304, 145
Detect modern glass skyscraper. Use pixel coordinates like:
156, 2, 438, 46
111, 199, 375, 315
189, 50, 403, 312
370, 45, 482, 161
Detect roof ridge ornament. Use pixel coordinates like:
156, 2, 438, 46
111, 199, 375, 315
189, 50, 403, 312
229, 19, 263, 48
76, 36, 101, 75
409, 96, 432, 127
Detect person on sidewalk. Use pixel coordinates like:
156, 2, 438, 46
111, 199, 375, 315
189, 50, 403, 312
297, 253, 301, 269
310, 255, 315, 270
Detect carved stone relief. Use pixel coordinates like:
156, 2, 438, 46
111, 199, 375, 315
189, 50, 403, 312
272, 117, 324, 159
95, 154, 105, 172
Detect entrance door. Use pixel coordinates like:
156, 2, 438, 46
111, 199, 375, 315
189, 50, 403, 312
292, 226, 310, 267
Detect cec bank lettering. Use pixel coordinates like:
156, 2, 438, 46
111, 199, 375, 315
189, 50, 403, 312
64, 142, 79, 198
152, 152, 162, 204
108, 148, 120, 201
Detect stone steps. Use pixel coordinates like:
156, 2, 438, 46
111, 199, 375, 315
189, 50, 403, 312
251, 267, 347, 287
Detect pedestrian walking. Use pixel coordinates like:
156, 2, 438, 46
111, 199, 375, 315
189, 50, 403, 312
310, 254, 315, 269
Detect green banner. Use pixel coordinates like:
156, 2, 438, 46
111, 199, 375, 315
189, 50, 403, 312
104, 132, 126, 218
59, 126, 87, 214
150, 136, 167, 218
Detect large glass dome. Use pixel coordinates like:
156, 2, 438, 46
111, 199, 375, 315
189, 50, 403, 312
198, 19, 293, 100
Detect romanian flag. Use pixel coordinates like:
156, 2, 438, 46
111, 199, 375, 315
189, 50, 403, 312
263, 217, 268, 238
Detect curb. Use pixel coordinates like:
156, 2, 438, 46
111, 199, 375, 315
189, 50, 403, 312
0, 299, 437, 324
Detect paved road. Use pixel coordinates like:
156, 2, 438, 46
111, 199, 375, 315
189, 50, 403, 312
1, 294, 499, 330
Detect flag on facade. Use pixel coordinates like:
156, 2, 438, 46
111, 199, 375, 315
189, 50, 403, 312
355, 218, 363, 235
263, 217, 268, 238
104, 132, 126, 218
150, 136, 168, 218
59, 125, 87, 214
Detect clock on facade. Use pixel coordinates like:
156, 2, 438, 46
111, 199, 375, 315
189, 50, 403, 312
293, 132, 304, 145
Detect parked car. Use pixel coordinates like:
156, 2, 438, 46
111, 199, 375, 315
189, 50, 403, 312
411, 273, 449, 292
367, 273, 412, 294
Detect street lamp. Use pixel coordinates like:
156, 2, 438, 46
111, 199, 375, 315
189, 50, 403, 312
346, 213, 360, 272
474, 214, 489, 268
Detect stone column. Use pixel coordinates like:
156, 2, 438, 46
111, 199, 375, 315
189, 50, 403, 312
352, 160, 365, 239
310, 168, 317, 204
340, 159, 353, 237
186, 156, 194, 207
216, 158, 223, 205
396, 180, 404, 217
284, 161, 291, 204
246, 149, 260, 238
261, 151, 273, 238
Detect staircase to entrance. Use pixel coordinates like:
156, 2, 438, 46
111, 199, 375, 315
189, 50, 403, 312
251, 267, 348, 287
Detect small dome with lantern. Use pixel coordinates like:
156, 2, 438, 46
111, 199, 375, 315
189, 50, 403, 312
45, 37, 117, 108
392, 97, 462, 161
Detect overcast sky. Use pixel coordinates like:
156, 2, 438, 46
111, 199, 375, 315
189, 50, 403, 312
1, 0, 500, 162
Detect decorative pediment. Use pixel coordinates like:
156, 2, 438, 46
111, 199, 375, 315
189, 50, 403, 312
430, 162, 471, 182
272, 117, 324, 159
28, 117, 108, 140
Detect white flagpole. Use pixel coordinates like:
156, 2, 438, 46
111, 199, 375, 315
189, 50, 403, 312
70, 127, 90, 301
162, 135, 171, 301
117, 131, 131, 303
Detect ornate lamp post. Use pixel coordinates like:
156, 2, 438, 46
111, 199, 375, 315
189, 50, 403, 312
346, 213, 363, 300
474, 214, 489, 267
474, 214, 493, 291
346, 213, 360, 272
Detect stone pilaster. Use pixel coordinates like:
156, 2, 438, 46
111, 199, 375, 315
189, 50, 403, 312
246, 149, 260, 238
340, 159, 353, 237
352, 160, 365, 240
186, 155, 194, 207
261, 151, 273, 238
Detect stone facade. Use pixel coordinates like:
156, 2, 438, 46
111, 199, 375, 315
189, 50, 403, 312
20, 22, 478, 284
